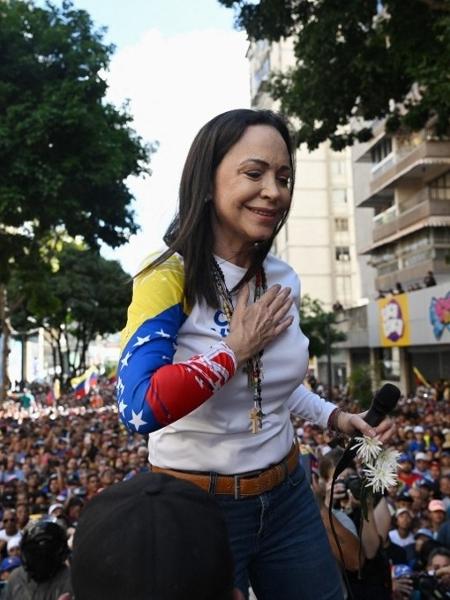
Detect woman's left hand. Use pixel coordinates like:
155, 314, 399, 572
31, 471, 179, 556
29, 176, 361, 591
337, 411, 396, 445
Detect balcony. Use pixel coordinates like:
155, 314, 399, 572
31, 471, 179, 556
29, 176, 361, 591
375, 257, 434, 291
374, 246, 449, 291
358, 139, 450, 207
372, 193, 450, 244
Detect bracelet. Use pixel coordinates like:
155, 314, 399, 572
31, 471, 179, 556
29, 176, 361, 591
327, 407, 343, 432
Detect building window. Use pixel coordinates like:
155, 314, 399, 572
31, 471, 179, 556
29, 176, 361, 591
332, 189, 347, 204
334, 218, 349, 232
335, 246, 350, 261
370, 137, 392, 165
429, 171, 450, 200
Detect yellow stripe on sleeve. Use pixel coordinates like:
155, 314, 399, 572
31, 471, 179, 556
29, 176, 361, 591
120, 254, 188, 350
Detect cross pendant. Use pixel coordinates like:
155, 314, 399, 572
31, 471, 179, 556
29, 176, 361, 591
249, 407, 262, 434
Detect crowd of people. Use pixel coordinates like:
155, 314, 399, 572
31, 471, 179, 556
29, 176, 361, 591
0, 377, 449, 598
294, 380, 450, 599
376, 270, 438, 299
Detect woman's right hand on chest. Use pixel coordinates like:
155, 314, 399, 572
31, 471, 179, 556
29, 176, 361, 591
225, 284, 294, 365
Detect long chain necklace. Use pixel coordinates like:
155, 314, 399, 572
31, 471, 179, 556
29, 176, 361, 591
212, 258, 267, 433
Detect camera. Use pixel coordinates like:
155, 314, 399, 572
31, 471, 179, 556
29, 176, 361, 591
393, 565, 450, 599
412, 571, 450, 599
344, 475, 363, 501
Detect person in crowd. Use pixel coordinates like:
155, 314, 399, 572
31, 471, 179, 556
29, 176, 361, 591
398, 455, 423, 489
84, 473, 100, 501
117, 108, 395, 600
4, 518, 72, 600
5, 538, 20, 560
19, 388, 35, 413
428, 500, 447, 539
317, 448, 394, 599
71, 472, 244, 600
413, 528, 435, 565
440, 475, 450, 513
414, 452, 432, 479
424, 270, 437, 287
316, 449, 362, 575
408, 427, 426, 454
389, 508, 416, 563
0, 511, 20, 560
427, 547, 450, 591
0, 556, 21, 598
15, 502, 29, 534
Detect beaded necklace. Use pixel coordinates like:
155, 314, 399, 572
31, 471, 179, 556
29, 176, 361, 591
212, 258, 267, 433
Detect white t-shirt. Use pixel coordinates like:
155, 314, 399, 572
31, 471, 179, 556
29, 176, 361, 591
389, 529, 415, 547
148, 254, 336, 473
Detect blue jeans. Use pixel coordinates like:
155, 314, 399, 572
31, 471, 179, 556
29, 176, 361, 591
216, 464, 343, 600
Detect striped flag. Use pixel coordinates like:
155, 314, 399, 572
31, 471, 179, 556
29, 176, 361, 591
413, 366, 430, 387
71, 366, 98, 399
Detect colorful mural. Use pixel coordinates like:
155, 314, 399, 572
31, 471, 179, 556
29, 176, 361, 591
430, 292, 450, 340
377, 294, 411, 347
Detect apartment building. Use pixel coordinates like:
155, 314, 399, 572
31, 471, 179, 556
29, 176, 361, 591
355, 124, 450, 292
343, 126, 450, 391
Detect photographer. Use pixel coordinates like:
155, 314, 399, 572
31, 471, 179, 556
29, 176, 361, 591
317, 449, 396, 599
426, 547, 450, 597
393, 546, 450, 600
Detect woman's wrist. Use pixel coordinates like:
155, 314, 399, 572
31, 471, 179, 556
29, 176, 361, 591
327, 407, 343, 432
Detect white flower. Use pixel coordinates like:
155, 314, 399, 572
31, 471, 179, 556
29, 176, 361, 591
377, 448, 401, 471
351, 436, 383, 464
363, 462, 398, 493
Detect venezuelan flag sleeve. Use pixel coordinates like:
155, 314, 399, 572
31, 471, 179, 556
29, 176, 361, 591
117, 255, 237, 434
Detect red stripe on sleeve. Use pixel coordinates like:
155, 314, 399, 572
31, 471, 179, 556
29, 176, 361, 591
146, 343, 236, 425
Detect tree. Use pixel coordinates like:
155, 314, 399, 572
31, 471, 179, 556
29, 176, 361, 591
8, 244, 131, 383
0, 0, 155, 282
299, 295, 346, 359
219, 0, 450, 150
348, 364, 377, 410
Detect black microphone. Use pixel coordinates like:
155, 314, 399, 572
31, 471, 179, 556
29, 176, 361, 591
333, 383, 401, 479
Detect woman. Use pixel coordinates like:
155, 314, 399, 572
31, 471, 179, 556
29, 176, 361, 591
117, 109, 394, 600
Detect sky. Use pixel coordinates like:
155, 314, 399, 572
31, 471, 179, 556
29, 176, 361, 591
53, 0, 251, 274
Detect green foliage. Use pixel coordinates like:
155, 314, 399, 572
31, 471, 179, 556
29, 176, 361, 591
299, 295, 346, 359
8, 243, 131, 379
0, 0, 155, 282
219, 0, 450, 150
348, 365, 374, 410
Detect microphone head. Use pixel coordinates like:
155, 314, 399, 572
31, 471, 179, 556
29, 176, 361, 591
373, 383, 401, 415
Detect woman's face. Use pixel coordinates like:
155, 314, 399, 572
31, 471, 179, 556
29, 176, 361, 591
212, 124, 291, 261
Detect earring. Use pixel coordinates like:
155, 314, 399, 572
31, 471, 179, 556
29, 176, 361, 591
204, 194, 212, 204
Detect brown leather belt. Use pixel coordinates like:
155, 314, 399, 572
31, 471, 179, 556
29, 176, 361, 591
150, 443, 299, 499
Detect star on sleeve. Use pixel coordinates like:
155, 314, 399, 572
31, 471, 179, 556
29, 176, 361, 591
120, 351, 132, 369
116, 377, 125, 396
129, 410, 147, 431
133, 335, 151, 347
156, 328, 171, 339
118, 398, 128, 416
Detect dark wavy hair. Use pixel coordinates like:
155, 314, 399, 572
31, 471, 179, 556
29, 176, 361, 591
149, 108, 296, 308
